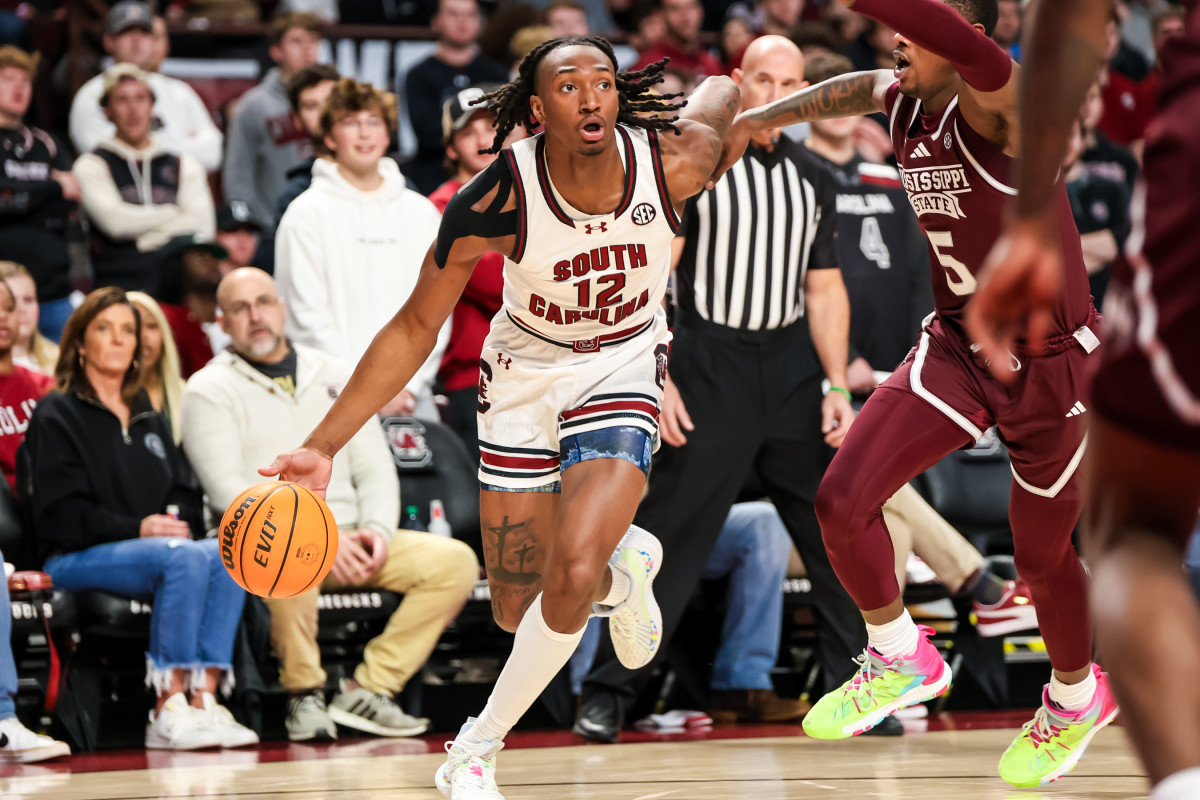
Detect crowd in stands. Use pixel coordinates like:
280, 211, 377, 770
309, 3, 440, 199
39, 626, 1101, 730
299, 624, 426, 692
0, 0, 1186, 763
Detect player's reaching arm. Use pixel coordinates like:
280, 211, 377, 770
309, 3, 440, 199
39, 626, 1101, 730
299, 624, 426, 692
711, 70, 892, 187
259, 164, 518, 493
656, 75, 741, 203
968, 0, 1110, 376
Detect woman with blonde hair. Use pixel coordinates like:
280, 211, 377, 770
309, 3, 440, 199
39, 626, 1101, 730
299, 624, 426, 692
126, 292, 185, 443
0, 262, 60, 376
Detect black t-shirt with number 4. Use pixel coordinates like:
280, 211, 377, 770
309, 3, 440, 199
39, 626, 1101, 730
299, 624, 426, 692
799, 146, 934, 371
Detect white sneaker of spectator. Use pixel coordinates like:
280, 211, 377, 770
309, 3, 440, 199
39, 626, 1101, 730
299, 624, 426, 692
197, 693, 259, 748
0, 716, 71, 763
145, 693, 221, 750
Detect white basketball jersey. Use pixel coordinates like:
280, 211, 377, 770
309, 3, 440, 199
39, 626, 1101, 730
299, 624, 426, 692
499, 125, 681, 351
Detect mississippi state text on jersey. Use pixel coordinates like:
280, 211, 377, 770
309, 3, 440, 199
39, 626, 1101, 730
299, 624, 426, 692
885, 84, 1092, 340
499, 125, 679, 350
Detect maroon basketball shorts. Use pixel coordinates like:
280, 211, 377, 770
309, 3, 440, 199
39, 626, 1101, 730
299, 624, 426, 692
881, 316, 1098, 500
1092, 105, 1200, 453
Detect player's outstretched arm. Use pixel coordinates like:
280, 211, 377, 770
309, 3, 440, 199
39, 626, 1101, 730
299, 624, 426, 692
967, 0, 1109, 380
842, 0, 1019, 151
657, 75, 740, 203
708, 70, 892, 188
261, 167, 518, 491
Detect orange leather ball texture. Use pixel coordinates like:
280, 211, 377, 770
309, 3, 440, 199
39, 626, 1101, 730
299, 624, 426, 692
219, 481, 338, 598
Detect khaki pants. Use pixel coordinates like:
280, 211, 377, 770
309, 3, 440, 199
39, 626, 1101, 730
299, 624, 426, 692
884, 483, 983, 593
266, 531, 479, 696
788, 484, 982, 593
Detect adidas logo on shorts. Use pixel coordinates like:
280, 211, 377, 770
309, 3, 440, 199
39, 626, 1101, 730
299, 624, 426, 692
1065, 401, 1087, 417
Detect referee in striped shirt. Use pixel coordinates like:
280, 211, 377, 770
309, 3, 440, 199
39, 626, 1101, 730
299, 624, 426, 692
577, 35, 869, 739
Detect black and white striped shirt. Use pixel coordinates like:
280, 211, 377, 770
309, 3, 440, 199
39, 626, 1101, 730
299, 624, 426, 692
675, 137, 838, 331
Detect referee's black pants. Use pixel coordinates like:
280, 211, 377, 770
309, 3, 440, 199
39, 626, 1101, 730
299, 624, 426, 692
581, 315, 866, 709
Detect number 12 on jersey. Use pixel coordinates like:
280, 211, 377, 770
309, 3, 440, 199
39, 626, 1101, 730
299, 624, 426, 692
927, 230, 977, 296
575, 273, 627, 308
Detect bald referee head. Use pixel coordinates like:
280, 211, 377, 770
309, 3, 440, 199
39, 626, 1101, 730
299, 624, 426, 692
732, 35, 807, 146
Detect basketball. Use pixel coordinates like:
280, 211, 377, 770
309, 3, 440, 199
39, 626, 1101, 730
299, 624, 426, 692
219, 481, 339, 599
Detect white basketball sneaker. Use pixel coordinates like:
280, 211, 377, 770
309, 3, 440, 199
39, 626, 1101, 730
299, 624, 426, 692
435, 719, 505, 800
604, 525, 664, 669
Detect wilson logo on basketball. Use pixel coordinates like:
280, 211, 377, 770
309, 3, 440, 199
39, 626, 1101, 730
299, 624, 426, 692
295, 543, 320, 566
632, 203, 656, 225
220, 495, 257, 571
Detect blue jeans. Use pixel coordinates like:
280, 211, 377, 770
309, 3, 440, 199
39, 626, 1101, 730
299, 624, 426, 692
1186, 522, 1200, 604
0, 548, 14, 719
37, 296, 75, 343
45, 538, 245, 690
702, 502, 792, 692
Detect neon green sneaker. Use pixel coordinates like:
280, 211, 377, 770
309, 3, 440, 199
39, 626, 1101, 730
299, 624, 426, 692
998, 664, 1119, 787
802, 625, 952, 739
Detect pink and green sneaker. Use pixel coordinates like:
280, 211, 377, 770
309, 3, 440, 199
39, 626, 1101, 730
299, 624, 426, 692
998, 664, 1119, 787
802, 625, 952, 739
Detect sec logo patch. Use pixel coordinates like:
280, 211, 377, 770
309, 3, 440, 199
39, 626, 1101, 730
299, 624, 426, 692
632, 203, 656, 225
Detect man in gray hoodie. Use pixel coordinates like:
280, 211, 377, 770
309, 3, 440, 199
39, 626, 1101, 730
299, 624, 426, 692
221, 12, 323, 231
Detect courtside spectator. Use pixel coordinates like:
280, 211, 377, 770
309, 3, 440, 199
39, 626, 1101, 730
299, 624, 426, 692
993, 0, 1022, 59
1080, 80, 1139, 191
1065, 119, 1129, 309
69, 2, 223, 172
0, 46, 79, 341
274, 64, 339, 227
184, 268, 478, 741
152, 234, 227, 377
0, 549, 70, 761
633, 0, 724, 78
0, 278, 51, 491
403, 0, 507, 194
275, 79, 445, 419
546, 0, 590, 36
0, 262, 59, 376
1099, 7, 1155, 155
222, 12, 323, 231
75, 64, 215, 293
27, 287, 254, 751
429, 85, 516, 458
127, 292, 186, 442
756, 0, 806, 36
215, 201, 262, 271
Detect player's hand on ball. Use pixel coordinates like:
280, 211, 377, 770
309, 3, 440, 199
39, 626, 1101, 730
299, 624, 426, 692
821, 392, 855, 448
969, 213, 1064, 384
707, 114, 753, 190
140, 514, 191, 538
259, 447, 333, 498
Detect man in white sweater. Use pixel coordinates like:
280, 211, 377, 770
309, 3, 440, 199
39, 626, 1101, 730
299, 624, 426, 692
182, 267, 478, 741
74, 64, 214, 292
69, 3, 223, 173
274, 78, 446, 419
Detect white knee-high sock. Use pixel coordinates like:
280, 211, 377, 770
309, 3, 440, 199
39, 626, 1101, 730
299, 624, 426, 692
465, 594, 586, 744
1152, 768, 1200, 800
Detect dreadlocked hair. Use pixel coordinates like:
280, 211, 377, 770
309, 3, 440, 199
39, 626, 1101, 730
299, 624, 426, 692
476, 35, 687, 155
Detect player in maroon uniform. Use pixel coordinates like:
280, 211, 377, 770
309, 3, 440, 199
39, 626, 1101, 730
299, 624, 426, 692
713, 0, 1116, 787
971, 2, 1200, 797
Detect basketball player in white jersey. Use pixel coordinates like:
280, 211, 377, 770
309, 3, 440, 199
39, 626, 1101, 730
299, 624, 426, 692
261, 35, 740, 800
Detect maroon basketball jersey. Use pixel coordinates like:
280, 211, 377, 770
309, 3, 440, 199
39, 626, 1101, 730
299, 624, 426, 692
885, 84, 1092, 341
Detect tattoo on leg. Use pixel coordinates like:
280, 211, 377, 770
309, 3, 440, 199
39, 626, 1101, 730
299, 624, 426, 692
484, 514, 545, 623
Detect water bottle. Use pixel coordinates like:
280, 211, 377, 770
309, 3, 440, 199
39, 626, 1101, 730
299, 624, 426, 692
404, 505, 426, 532
428, 499, 451, 537
165, 504, 180, 520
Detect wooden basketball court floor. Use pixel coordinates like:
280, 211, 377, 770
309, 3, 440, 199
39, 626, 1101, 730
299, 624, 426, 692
0, 718, 1151, 800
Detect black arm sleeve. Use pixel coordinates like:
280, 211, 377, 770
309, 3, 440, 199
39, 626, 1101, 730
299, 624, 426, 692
433, 157, 519, 268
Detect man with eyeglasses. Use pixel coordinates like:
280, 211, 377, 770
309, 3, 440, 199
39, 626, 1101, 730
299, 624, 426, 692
275, 78, 445, 419
182, 266, 479, 742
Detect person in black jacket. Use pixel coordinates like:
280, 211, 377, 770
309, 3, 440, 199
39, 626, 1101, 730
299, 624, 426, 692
25, 287, 256, 751
0, 46, 80, 342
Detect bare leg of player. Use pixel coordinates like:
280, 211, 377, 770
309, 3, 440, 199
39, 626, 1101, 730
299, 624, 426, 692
435, 457, 661, 800
1087, 417, 1200, 797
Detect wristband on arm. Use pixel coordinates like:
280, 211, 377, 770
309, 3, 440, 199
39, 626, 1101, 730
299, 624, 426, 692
849, 0, 1013, 92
